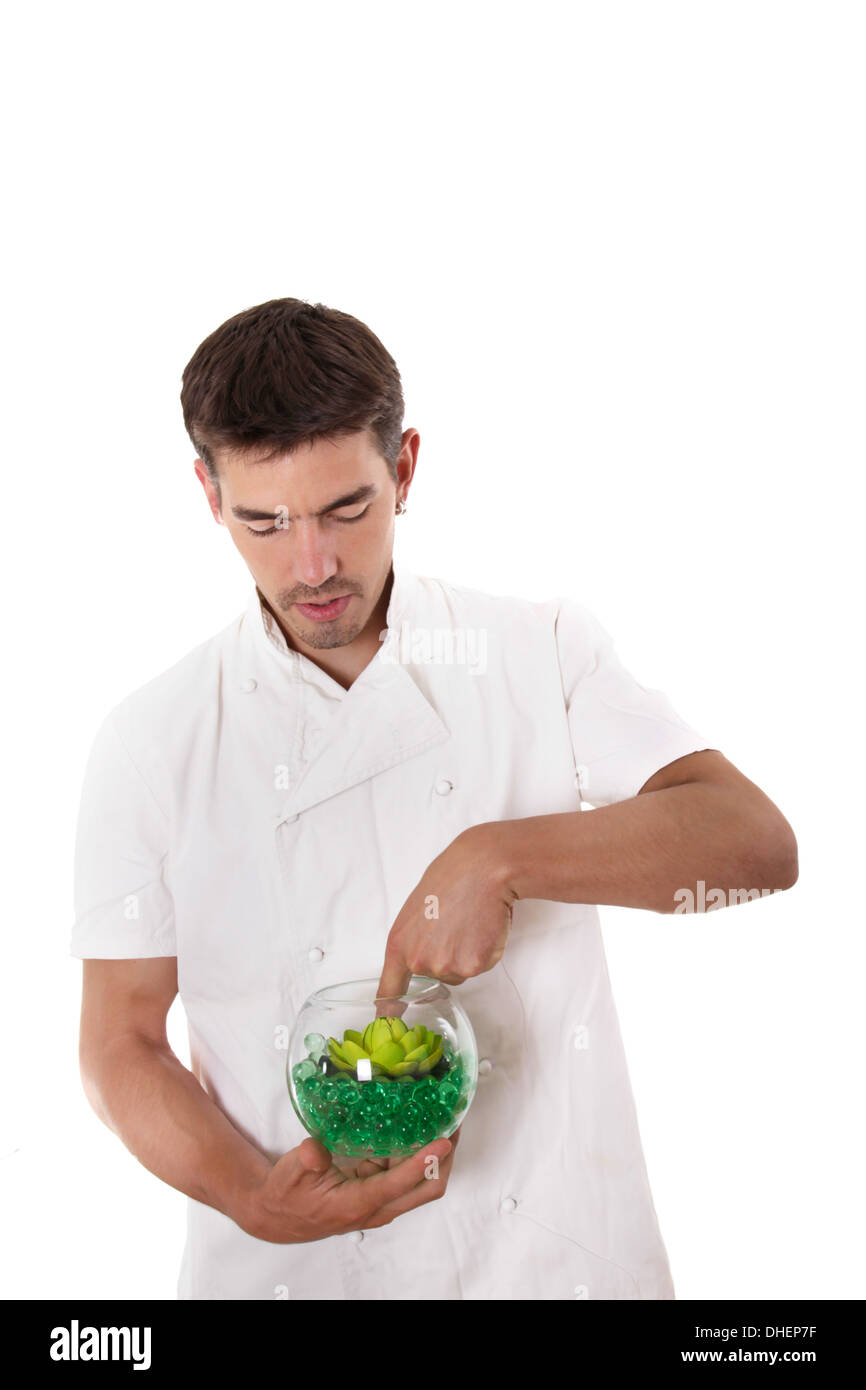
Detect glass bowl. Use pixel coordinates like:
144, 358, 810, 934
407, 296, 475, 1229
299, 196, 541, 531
287, 976, 478, 1161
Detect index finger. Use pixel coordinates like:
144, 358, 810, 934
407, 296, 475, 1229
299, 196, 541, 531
357, 1124, 462, 1178
350, 1137, 453, 1216
375, 944, 411, 1013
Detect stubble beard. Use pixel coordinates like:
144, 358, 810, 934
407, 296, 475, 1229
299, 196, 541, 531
279, 603, 369, 651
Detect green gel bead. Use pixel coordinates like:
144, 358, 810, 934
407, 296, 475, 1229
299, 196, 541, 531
302, 1076, 322, 1096
415, 1115, 438, 1143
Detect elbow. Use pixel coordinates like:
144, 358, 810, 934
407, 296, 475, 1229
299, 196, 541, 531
750, 817, 799, 892
79, 1034, 120, 1131
79, 1046, 107, 1125
775, 836, 799, 891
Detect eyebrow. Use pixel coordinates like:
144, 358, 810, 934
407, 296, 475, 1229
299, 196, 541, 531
231, 484, 377, 523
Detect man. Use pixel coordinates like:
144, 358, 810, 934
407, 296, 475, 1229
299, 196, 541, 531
72, 297, 798, 1300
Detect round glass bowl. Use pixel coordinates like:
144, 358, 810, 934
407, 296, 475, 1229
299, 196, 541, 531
287, 977, 478, 1161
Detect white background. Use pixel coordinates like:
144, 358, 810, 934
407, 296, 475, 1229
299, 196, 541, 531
1, 0, 863, 1300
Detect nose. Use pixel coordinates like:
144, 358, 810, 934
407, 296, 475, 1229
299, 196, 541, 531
291, 519, 338, 591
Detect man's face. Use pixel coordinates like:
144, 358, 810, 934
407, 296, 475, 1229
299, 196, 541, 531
195, 428, 415, 654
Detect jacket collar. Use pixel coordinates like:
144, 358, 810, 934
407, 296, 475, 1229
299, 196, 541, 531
247, 554, 416, 673
241, 555, 450, 823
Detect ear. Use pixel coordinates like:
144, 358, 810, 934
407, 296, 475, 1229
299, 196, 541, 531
193, 459, 224, 525
395, 428, 420, 501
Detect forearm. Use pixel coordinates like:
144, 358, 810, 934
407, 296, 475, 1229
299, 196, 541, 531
472, 781, 798, 915
81, 1035, 272, 1228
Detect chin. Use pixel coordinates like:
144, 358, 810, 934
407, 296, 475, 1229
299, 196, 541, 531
295, 617, 364, 651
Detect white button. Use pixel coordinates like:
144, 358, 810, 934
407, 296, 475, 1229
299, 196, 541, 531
478, 1058, 493, 1075
434, 778, 453, 796
240, 677, 257, 693
347, 1230, 364, 1244
308, 947, 324, 963
500, 1196, 518, 1214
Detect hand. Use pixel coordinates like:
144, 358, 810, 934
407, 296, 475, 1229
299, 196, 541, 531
236, 1129, 460, 1244
376, 825, 515, 1002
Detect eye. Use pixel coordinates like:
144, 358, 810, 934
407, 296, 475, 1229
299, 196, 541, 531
331, 505, 370, 524
245, 524, 280, 537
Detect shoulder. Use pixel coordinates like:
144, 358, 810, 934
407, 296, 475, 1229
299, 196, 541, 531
411, 571, 606, 660
397, 572, 614, 693
96, 608, 243, 755
409, 571, 562, 633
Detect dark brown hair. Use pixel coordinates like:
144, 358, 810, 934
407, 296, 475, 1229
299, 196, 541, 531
180, 298, 405, 496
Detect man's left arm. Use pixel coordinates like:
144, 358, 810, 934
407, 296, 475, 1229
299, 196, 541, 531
480, 747, 798, 914
376, 749, 798, 998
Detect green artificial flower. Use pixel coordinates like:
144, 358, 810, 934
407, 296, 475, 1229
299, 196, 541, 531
327, 1016, 444, 1077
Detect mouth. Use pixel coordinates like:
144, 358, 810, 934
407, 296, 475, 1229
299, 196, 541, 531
293, 594, 353, 622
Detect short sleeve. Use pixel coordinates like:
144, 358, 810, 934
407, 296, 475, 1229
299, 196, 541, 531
554, 597, 717, 808
70, 712, 177, 958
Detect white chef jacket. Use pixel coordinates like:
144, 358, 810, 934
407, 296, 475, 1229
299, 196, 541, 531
70, 558, 714, 1301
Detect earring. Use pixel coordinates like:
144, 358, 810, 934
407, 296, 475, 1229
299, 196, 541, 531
396, 499, 407, 515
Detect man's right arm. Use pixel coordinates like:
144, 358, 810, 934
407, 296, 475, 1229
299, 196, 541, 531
78, 957, 457, 1243
79, 957, 277, 1226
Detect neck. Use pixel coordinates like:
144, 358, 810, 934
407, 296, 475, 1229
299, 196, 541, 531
260, 567, 394, 691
